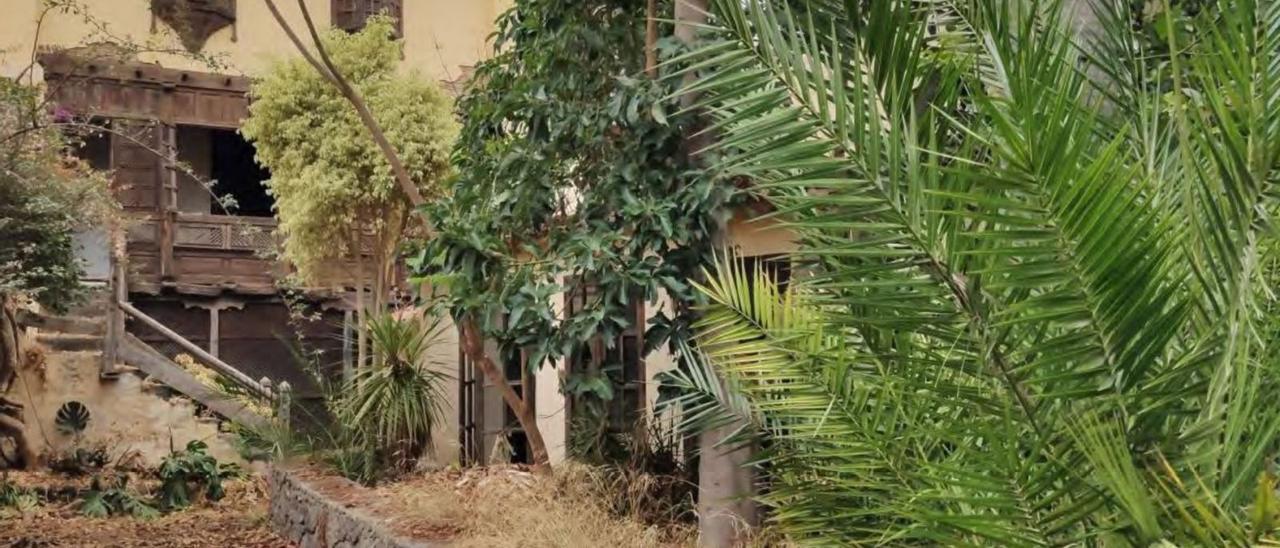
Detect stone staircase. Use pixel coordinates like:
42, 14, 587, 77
15, 292, 270, 463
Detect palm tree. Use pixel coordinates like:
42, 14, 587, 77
663, 0, 1280, 544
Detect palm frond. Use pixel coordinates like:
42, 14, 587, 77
669, 0, 1280, 543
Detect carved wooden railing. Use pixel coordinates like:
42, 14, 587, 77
171, 213, 277, 253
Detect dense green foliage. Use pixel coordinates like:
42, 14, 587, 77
242, 17, 456, 284
0, 78, 113, 312
412, 0, 732, 459
670, 0, 1280, 544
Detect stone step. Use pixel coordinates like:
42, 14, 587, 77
64, 291, 112, 318
16, 309, 105, 336
36, 333, 102, 352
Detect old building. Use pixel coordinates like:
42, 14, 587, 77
0, 0, 794, 468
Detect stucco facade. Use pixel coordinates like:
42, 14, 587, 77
0, 0, 511, 83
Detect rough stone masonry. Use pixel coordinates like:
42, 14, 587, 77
268, 467, 436, 548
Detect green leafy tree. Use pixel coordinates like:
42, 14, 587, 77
666, 0, 1280, 544
241, 16, 457, 368
411, 0, 733, 466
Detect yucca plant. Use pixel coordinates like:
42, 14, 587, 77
666, 0, 1280, 544
332, 312, 449, 481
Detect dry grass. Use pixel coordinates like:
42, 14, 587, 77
356, 462, 697, 548
0, 470, 288, 547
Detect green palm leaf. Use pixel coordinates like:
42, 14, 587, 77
668, 0, 1280, 544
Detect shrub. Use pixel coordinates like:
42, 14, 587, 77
79, 473, 158, 519
329, 313, 448, 483
155, 440, 240, 510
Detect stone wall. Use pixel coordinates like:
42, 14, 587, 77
268, 467, 434, 548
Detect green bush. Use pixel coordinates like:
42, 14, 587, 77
79, 474, 158, 519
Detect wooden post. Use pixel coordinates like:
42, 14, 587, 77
101, 246, 127, 377
158, 124, 177, 280
208, 307, 220, 358
275, 380, 292, 428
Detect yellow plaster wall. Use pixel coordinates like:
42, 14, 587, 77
14, 343, 242, 466
0, 0, 506, 81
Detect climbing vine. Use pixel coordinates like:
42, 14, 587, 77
412, 0, 732, 461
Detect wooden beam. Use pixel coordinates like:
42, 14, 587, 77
119, 334, 266, 428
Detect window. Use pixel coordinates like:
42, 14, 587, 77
500, 314, 534, 464
68, 119, 112, 171
175, 126, 272, 216
565, 282, 645, 430
332, 0, 403, 36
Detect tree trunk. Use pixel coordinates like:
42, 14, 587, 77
263, 0, 555, 474
459, 315, 551, 472
353, 232, 368, 372
674, 1, 760, 545
0, 294, 37, 468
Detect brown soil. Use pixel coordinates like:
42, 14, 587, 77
0, 470, 290, 548
288, 463, 696, 548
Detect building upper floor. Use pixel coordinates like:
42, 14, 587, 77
0, 0, 512, 85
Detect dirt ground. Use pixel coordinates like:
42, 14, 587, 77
0, 470, 290, 548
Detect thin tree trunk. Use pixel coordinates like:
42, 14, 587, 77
353, 232, 367, 372
674, 1, 760, 544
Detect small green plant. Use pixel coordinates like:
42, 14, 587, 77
0, 474, 40, 517
79, 474, 157, 519
49, 401, 110, 476
155, 440, 240, 510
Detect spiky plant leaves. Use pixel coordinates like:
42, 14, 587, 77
333, 312, 449, 482
670, 0, 1280, 544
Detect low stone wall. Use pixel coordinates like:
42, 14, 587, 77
268, 467, 436, 548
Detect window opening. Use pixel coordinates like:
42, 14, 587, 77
175, 125, 272, 216
332, 0, 403, 36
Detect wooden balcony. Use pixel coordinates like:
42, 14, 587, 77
125, 212, 284, 296
123, 212, 398, 298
